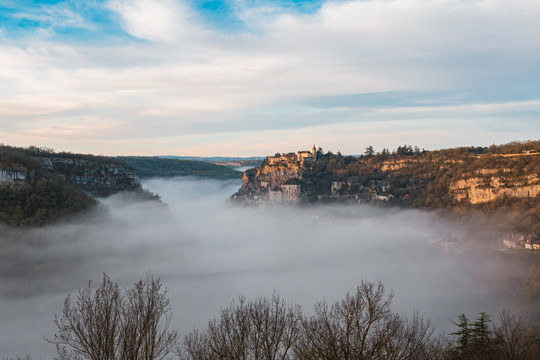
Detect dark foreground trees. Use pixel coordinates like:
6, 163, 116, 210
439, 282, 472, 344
48, 273, 178, 360
295, 281, 436, 360
178, 293, 303, 360
447, 310, 540, 360
179, 281, 438, 360
44, 275, 540, 360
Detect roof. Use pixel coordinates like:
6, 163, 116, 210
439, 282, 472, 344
283, 178, 301, 185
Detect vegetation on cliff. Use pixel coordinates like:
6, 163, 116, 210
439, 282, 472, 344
307, 141, 540, 234
0, 145, 146, 226
0, 146, 96, 226
236, 140, 540, 236
0, 176, 96, 226
118, 156, 242, 179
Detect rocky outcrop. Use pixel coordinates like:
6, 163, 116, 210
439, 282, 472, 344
450, 174, 540, 204
235, 145, 540, 208
35, 156, 140, 194
380, 159, 420, 171
241, 162, 302, 191
0, 163, 28, 182
235, 156, 305, 205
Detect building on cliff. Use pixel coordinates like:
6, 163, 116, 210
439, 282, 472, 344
267, 178, 302, 204
524, 236, 540, 250
504, 234, 524, 249
282, 178, 301, 202
268, 145, 317, 166
269, 187, 283, 203
297, 145, 317, 164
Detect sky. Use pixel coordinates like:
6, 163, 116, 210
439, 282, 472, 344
0, 0, 539, 156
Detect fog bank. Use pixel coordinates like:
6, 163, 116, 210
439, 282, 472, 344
0, 177, 520, 358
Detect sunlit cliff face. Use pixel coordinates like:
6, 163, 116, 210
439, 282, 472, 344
0, 177, 520, 358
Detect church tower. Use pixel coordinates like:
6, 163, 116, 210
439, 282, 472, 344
312, 144, 317, 159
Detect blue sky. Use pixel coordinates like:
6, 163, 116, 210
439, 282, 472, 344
0, 0, 539, 156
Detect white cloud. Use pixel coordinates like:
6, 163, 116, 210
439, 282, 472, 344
1, 0, 539, 154
106, 0, 198, 43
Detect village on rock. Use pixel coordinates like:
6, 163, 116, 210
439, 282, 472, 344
233, 145, 394, 206
232, 145, 540, 253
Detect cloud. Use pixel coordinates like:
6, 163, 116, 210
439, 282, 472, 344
106, 0, 198, 43
0, 1, 539, 154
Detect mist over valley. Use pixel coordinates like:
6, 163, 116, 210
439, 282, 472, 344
0, 177, 529, 358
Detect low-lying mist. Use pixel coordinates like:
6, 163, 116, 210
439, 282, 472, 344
0, 177, 525, 358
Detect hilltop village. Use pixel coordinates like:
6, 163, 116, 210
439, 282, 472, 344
233, 145, 395, 205
232, 142, 540, 251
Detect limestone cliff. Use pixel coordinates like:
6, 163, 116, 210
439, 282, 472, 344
450, 174, 540, 204
380, 159, 421, 171
234, 144, 540, 209
35, 156, 140, 195
0, 163, 28, 182
235, 151, 309, 204
242, 161, 301, 190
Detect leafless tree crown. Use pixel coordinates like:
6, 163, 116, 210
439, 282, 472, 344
179, 293, 302, 360
47, 273, 177, 360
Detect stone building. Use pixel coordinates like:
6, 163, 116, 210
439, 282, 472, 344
504, 234, 524, 249
269, 187, 283, 203
268, 145, 317, 166
296, 144, 317, 164
282, 178, 301, 202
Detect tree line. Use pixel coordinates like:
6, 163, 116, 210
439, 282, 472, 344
300, 140, 540, 234
118, 157, 242, 180
6, 274, 539, 360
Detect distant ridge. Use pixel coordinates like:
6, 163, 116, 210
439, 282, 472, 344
118, 156, 243, 179
159, 155, 264, 162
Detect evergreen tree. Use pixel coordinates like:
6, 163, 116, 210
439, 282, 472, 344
451, 314, 471, 351
472, 312, 493, 346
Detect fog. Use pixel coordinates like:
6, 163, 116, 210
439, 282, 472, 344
0, 177, 522, 358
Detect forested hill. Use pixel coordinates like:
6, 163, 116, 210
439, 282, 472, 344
118, 156, 242, 179
235, 140, 540, 235
0, 145, 145, 226
0, 145, 243, 226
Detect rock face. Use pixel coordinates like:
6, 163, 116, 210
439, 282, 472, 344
242, 162, 302, 190
0, 164, 28, 183
235, 149, 312, 204
35, 156, 140, 194
235, 146, 540, 207
380, 159, 420, 171
237, 160, 303, 204
450, 174, 540, 204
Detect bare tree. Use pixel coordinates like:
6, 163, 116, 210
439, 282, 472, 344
49, 274, 122, 360
382, 311, 436, 360
295, 281, 436, 360
178, 293, 302, 360
247, 294, 302, 360
120, 275, 178, 360
48, 273, 177, 360
181, 329, 215, 360
494, 309, 539, 360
